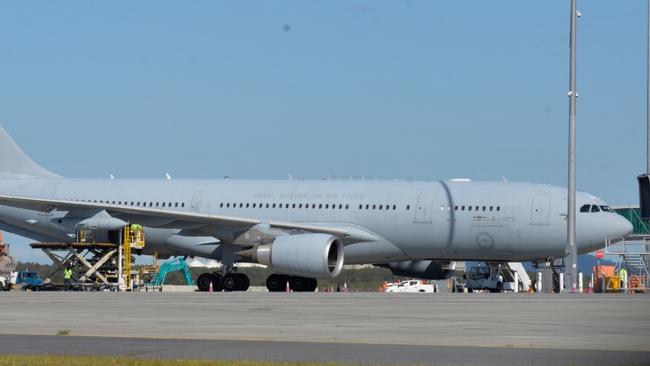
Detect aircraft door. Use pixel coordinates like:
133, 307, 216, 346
190, 195, 203, 212
530, 193, 551, 225
413, 192, 435, 224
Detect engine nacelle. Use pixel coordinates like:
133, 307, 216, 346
250, 233, 344, 278
386, 260, 456, 280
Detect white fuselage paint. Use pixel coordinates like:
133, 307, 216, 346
0, 178, 633, 264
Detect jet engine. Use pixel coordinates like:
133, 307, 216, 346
247, 233, 344, 278
385, 260, 456, 280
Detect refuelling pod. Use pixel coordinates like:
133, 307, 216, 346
385, 260, 456, 280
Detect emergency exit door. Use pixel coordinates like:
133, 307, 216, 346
413, 192, 435, 224
530, 193, 551, 225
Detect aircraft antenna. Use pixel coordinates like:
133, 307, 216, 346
565, 0, 579, 293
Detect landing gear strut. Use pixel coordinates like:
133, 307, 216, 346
197, 272, 249, 292
266, 274, 317, 292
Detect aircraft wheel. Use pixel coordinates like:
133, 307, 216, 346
236, 273, 250, 292
211, 274, 223, 292
304, 278, 318, 292
496, 282, 503, 293
221, 273, 239, 292
289, 276, 314, 292
196, 273, 212, 292
266, 274, 288, 292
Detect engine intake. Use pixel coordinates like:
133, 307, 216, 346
250, 233, 344, 278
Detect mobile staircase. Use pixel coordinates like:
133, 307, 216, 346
506, 262, 531, 292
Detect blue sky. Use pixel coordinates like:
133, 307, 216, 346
0, 1, 647, 262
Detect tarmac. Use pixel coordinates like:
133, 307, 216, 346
0, 292, 649, 365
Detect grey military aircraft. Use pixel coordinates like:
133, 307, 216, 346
0, 125, 633, 291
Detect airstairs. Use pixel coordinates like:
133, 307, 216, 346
606, 235, 649, 292
506, 262, 531, 292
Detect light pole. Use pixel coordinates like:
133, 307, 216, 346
565, 0, 578, 293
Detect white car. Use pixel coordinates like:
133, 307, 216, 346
385, 279, 437, 293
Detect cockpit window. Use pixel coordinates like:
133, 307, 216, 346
600, 205, 612, 212
590, 205, 600, 213
580, 204, 591, 213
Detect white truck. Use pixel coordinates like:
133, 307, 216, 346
462, 263, 527, 293
385, 279, 438, 293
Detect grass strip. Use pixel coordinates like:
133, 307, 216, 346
0, 355, 364, 366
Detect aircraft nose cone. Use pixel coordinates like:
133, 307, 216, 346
615, 216, 634, 237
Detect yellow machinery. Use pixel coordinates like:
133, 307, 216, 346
31, 224, 146, 291
122, 224, 146, 289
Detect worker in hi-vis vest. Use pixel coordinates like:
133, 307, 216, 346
619, 267, 628, 292
64, 266, 73, 291
130, 223, 143, 242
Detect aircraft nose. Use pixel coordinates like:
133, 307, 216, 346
612, 215, 633, 238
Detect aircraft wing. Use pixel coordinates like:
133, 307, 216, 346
0, 194, 379, 244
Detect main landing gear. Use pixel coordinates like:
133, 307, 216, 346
197, 272, 250, 292
266, 274, 318, 292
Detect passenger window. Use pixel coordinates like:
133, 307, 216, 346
482, 206, 486, 211
392, 205, 396, 210
156, 202, 159, 207
226, 203, 230, 208
346, 204, 350, 209
454, 205, 458, 211
468, 206, 472, 211
580, 204, 591, 213
489, 206, 493, 211
496, 206, 500, 211
246, 203, 250, 208
365, 204, 370, 209
406, 205, 410, 210
182, 203, 185, 208
380, 205, 384, 210
475, 206, 479, 211
372, 204, 376, 210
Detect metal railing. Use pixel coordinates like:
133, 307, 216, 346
604, 236, 649, 291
